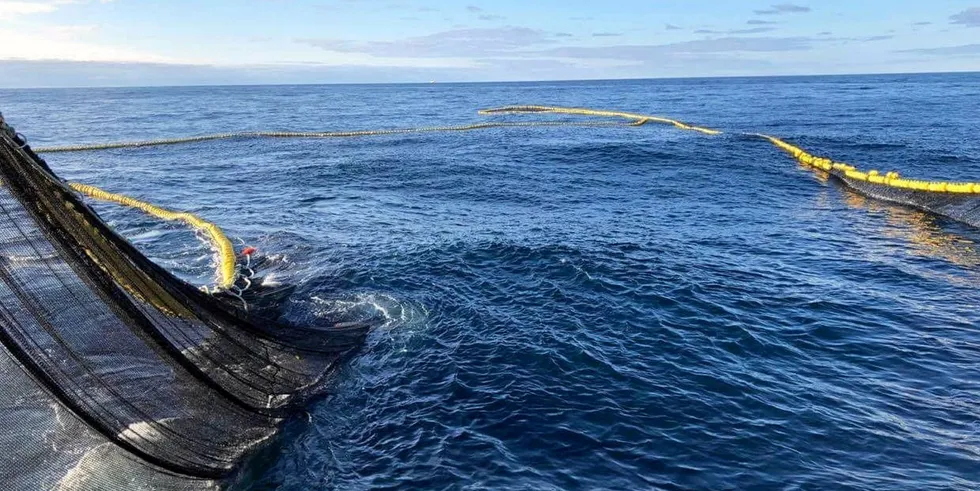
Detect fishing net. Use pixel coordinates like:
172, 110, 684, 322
0, 116, 370, 489
835, 172, 980, 228
755, 134, 980, 229
2, 102, 977, 488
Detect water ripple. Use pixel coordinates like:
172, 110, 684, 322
3, 74, 980, 489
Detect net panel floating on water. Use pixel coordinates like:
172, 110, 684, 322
0, 114, 371, 489
480, 106, 980, 229
758, 134, 980, 228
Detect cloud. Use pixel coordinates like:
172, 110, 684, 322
0, 18, 164, 63
0, 1, 58, 17
0, 0, 114, 19
898, 43, 980, 56
298, 27, 555, 58
297, 29, 816, 77
464, 5, 503, 20
473, 57, 583, 74
950, 8, 980, 27
0, 55, 768, 89
2, 2, 977, 86
0, 59, 491, 88
0, 1, 157, 65
754, 4, 810, 15
695, 26, 778, 35
16, 30, 937, 88
729, 27, 778, 34
543, 36, 815, 61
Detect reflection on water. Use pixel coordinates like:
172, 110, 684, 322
842, 187, 980, 270
801, 162, 980, 272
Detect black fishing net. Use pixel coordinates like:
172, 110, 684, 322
0, 114, 370, 489
833, 170, 980, 229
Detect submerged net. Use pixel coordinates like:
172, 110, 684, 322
836, 173, 980, 228
0, 117, 370, 489
756, 134, 980, 229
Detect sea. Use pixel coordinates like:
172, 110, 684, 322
2, 73, 980, 490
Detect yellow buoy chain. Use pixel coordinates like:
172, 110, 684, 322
755, 134, 980, 193
479, 105, 723, 135
482, 106, 980, 193
50, 116, 655, 291
39, 105, 975, 195
33, 119, 645, 154
68, 182, 238, 290
30, 104, 978, 292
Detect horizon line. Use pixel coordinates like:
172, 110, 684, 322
1, 69, 977, 91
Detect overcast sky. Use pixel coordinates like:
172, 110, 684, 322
0, 0, 978, 87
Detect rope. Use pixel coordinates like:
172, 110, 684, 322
67, 182, 238, 290
480, 105, 980, 194
34, 116, 651, 291
32, 116, 653, 291
33, 105, 980, 195
33, 120, 645, 154
755, 134, 980, 193
478, 105, 723, 135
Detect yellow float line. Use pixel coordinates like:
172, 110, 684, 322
45, 119, 647, 290
34, 105, 980, 291
478, 105, 980, 195
33, 120, 646, 154
68, 182, 238, 290
478, 105, 722, 135
755, 134, 980, 194
36, 105, 980, 195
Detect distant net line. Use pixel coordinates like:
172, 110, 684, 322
35, 104, 978, 196
32, 119, 648, 153
28, 104, 980, 290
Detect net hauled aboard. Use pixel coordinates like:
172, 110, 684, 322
0, 113, 370, 490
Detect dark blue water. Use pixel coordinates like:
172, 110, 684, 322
3, 73, 980, 490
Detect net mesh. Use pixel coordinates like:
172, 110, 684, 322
835, 171, 980, 228
0, 123, 369, 488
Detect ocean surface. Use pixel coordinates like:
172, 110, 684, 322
2, 73, 980, 490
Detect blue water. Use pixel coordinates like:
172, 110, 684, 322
3, 73, 980, 490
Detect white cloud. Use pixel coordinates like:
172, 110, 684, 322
0, 0, 163, 63
0, 1, 59, 17
950, 8, 980, 27
299, 27, 557, 58
0, 1, 116, 20
0, 24, 169, 62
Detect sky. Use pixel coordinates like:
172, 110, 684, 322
0, 0, 978, 87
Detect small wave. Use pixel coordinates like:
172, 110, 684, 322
308, 292, 428, 331
843, 141, 907, 151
